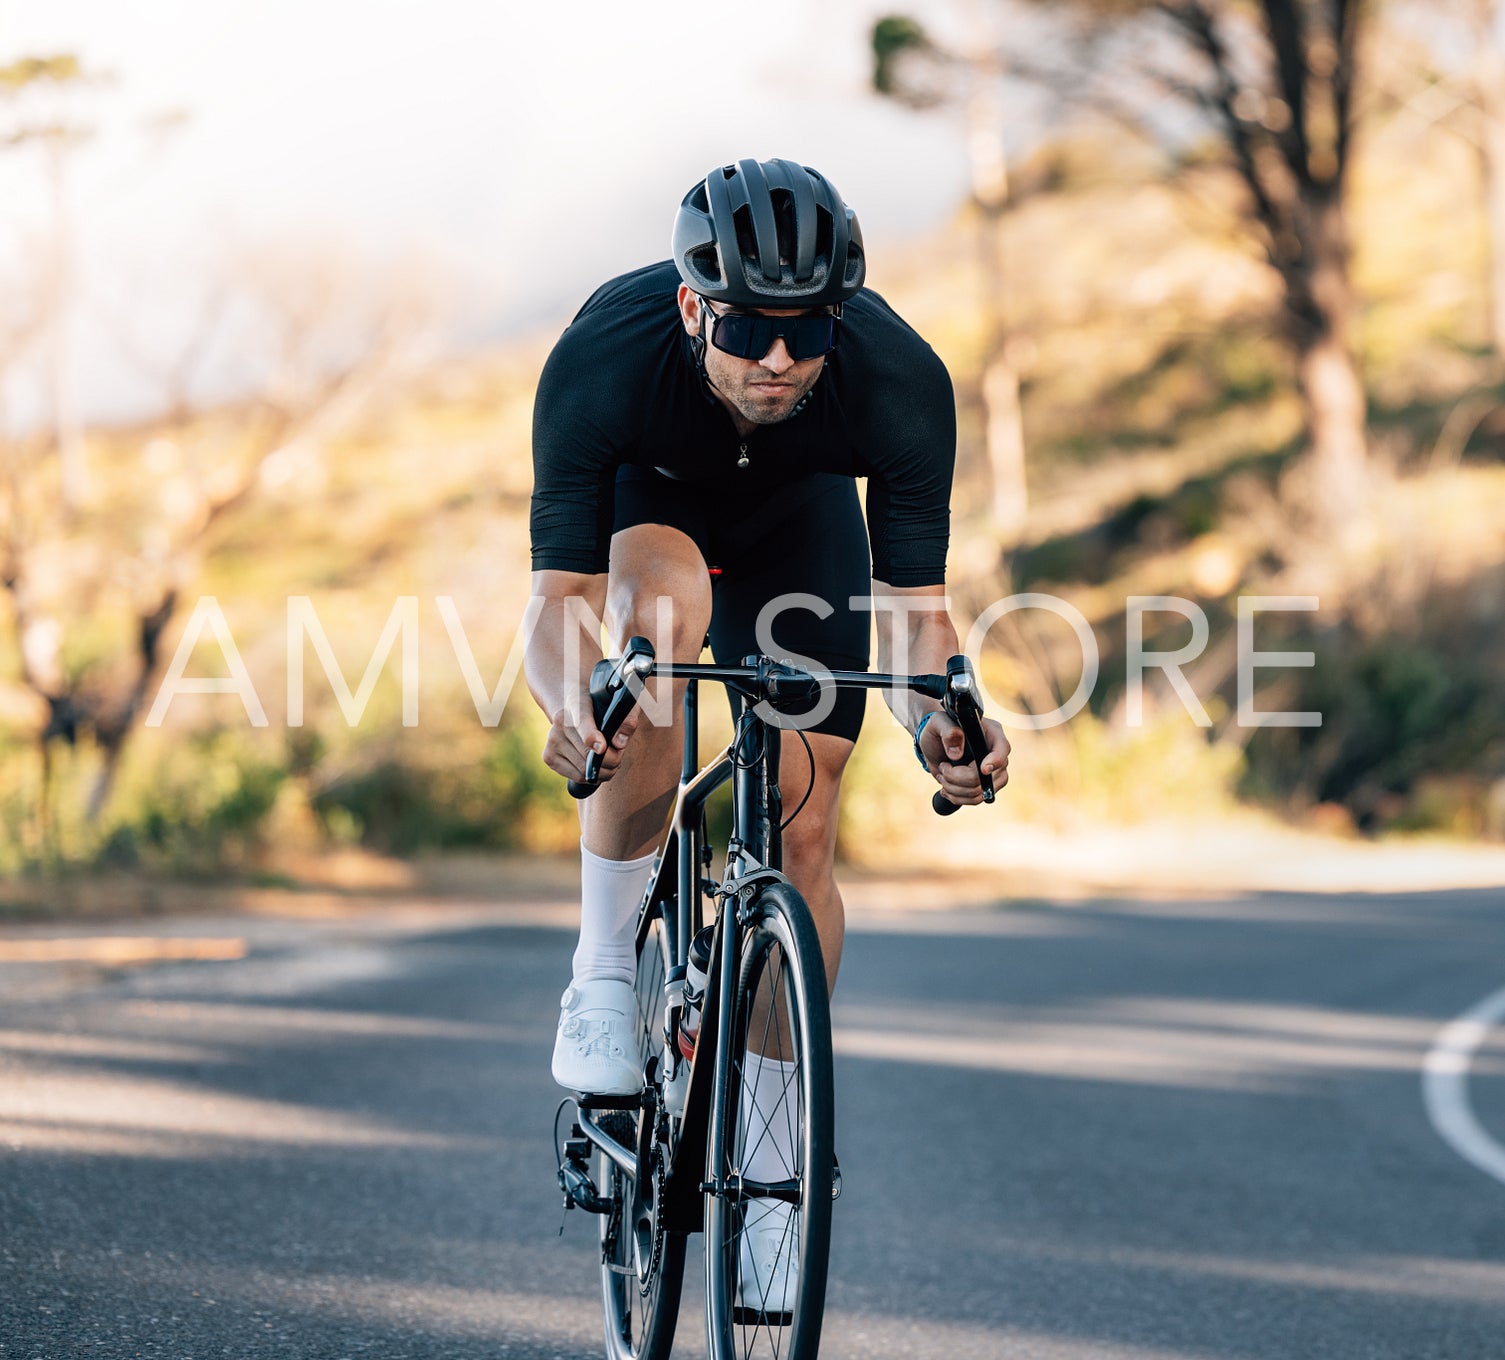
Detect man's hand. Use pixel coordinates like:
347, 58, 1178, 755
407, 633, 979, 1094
542, 701, 642, 785
919, 713, 1010, 807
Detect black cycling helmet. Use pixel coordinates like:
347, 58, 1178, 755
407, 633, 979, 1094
672, 158, 866, 308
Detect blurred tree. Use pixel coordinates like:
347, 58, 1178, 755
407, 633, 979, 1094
1, 55, 99, 510
0, 61, 438, 860
876, 2, 1373, 522
1470, 0, 1505, 361
871, 7, 1035, 540
1143, 1, 1370, 518
2, 253, 429, 854
1369, 0, 1505, 363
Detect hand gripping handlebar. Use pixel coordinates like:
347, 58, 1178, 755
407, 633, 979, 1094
932, 654, 996, 817
563, 640, 996, 817
566, 636, 656, 800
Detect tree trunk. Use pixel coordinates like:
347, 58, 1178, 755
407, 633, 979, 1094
1288, 188, 1368, 518
85, 587, 179, 826
37, 736, 54, 865
1295, 327, 1368, 513
45, 143, 89, 510
1482, 117, 1505, 362
982, 352, 1028, 535
966, 68, 1028, 539
85, 740, 124, 828
1472, 0, 1505, 361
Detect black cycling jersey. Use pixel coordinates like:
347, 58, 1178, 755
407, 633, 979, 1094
529, 261, 956, 588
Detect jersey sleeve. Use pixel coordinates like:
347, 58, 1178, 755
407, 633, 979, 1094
529, 321, 629, 575
861, 339, 956, 587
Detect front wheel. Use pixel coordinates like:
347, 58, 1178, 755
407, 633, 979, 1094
704, 880, 834, 1360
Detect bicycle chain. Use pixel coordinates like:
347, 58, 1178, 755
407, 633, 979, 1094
637, 1097, 674, 1296
601, 1093, 669, 1298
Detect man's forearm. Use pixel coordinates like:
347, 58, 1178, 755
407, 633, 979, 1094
524, 571, 609, 727
877, 609, 961, 735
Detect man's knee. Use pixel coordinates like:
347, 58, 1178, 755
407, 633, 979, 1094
619, 588, 709, 660
607, 530, 711, 661
783, 808, 837, 867
781, 731, 852, 857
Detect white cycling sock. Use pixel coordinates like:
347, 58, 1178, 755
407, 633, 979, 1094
739, 1051, 800, 1186
572, 845, 656, 985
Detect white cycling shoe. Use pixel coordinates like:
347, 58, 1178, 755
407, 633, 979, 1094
550, 978, 643, 1097
737, 1200, 798, 1319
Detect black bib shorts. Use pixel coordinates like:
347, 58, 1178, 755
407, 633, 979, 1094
611, 466, 872, 742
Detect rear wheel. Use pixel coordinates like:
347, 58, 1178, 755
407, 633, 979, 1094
704, 881, 834, 1360
598, 910, 687, 1360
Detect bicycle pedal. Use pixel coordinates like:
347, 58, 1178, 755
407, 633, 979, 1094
733, 1306, 793, 1326
558, 1159, 610, 1215
574, 1090, 644, 1111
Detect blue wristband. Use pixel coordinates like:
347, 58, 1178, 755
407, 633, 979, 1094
913, 711, 939, 773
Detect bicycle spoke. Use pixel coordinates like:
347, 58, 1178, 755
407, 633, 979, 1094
739, 952, 801, 1180
597, 911, 684, 1360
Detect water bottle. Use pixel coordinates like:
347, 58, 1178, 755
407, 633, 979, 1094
677, 925, 715, 1060
662, 1039, 689, 1118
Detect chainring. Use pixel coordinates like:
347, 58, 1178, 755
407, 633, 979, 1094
598, 1109, 669, 1296
641, 1105, 673, 1294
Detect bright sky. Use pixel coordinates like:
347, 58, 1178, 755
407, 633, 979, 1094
1, 0, 972, 417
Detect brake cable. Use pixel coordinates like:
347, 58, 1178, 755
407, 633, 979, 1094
779, 725, 816, 832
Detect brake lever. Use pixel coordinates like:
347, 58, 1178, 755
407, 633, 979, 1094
932, 655, 995, 817
568, 636, 656, 799
581, 681, 639, 785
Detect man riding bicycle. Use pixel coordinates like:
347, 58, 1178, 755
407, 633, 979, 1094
524, 157, 1009, 1310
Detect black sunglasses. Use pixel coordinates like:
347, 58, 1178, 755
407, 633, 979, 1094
701, 299, 841, 361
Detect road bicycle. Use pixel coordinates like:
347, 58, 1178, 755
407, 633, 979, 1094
554, 639, 994, 1360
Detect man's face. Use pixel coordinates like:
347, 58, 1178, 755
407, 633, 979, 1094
677, 286, 830, 428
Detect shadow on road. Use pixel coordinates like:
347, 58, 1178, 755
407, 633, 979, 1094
1, 889, 1503, 1358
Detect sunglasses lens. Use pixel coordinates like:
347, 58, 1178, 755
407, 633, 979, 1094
709, 312, 770, 359
707, 309, 839, 360
787, 315, 838, 360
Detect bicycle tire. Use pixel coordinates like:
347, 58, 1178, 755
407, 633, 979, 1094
704, 879, 834, 1360
598, 910, 687, 1360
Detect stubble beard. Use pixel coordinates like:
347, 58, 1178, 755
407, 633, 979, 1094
710, 362, 823, 427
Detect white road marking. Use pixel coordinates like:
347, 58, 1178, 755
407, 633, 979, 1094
1422, 983, 1505, 1187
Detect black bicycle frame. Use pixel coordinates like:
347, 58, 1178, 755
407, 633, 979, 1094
574, 658, 956, 1229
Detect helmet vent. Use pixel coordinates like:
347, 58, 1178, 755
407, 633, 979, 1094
689, 245, 722, 286
813, 209, 834, 278
732, 205, 758, 265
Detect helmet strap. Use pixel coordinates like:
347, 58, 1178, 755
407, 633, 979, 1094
689, 294, 715, 396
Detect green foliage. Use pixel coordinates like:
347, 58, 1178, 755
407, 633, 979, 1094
0, 732, 40, 875
1062, 716, 1246, 824
1013, 449, 1284, 591
105, 731, 288, 876
836, 698, 1246, 862
4, 704, 588, 878
309, 761, 437, 854
871, 15, 935, 100
1033, 327, 1286, 471
309, 712, 578, 855
1244, 631, 1505, 829
1366, 377, 1505, 470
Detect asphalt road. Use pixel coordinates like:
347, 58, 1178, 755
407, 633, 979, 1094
1, 884, 1504, 1360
